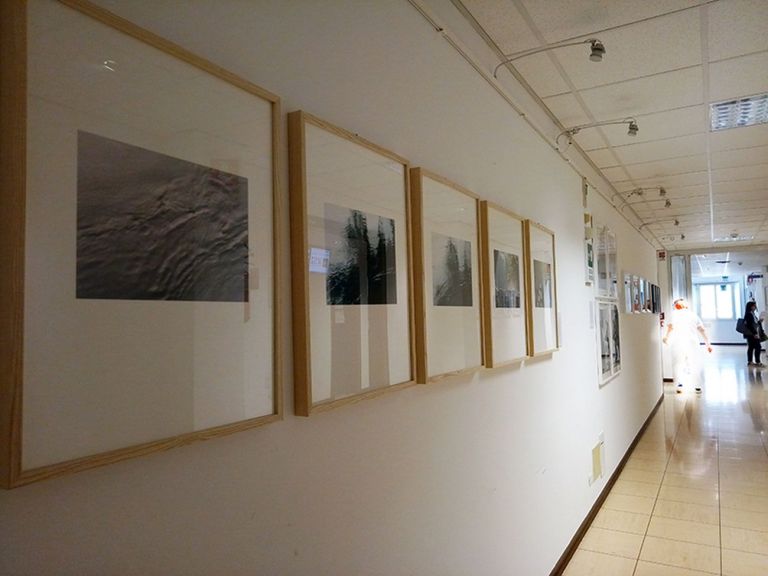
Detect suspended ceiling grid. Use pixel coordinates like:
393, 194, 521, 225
456, 0, 768, 251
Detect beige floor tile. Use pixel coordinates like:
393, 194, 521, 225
578, 526, 643, 559
657, 485, 719, 506
620, 468, 665, 485
721, 507, 768, 532
662, 472, 719, 491
719, 478, 768, 497
646, 516, 720, 547
720, 490, 768, 513
592, 509, 650, 535
604, 493, 656, 515
634, 560, 720, 575
665, 460, 718, 478
722, 526, 768, 555
653, 500, 719, 525
612, 479, 661, 499
562, 549, 636, 576
722, 548, 768, 576
639, 536, 720, 574
626, 457, 668, 473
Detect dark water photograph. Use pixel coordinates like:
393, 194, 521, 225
533, 259, 552, 308
432, 232, 473, 307
76, 131, 249, 302
494, 249, 520, 308
325, 203, 397, 305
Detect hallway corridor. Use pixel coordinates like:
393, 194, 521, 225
564, 346, 768, 576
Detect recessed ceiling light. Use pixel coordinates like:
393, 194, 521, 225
710, 93, 768, 131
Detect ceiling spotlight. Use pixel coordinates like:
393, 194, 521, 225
493, 37, 605, 78
589, 40, 606, 62
659, 187, 667, 197
664, 199, 672, 208
557, 117, 640, 149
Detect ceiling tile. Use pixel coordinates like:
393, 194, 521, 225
576, 66, 703, 120
713, 163, 768, 182
708, 0, 768, 62
518, 0, 703, 44
600, 165, 631, 181
554, 9, 701, 91
613, 171, 709, 188
710, 123, 768, 151
614, 134, 706, 164
709, 52, 768, 101
712, 145, 768, 169
459, 0, 538, 54
542, 92, 591, 127
585, 148, 618, 168
626, 155, 708, 181
512, 54, 574, 98
713, 177, 768, 194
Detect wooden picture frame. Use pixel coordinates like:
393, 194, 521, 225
1, 0, 282, 488
597, 300, 621, 385
288, 110, 415, 415
524, 221, 559, 356
410, 169, 483, 382
479, 201, 529, 368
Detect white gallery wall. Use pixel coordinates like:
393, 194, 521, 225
0, 2, 662, 575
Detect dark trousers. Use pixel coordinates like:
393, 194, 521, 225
747, 338, 762, 364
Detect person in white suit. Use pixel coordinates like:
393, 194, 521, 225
662, 298, 713, 393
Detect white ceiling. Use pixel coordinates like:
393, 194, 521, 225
455, 0, 768, 251
691, 250, 768, 278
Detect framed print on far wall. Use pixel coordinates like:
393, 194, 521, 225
479, 201, 528, 368
597, 301, 621, 385
288, 111, 414, 416
524, 221, 559, 356
410, 169, 482, 383
1, 0, 281, 488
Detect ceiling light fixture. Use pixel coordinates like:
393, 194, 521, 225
493, 38, 605, 78
710, 92, 768, 131
556, 117, 639, 149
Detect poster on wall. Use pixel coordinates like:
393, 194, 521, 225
624, 273, 633, 313
289, 111, 413, 416
411, 169, 482, 383
480, 202, 528, 367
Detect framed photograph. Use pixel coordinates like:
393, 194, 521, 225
584, 213, 594, 285
623, 273, 633, 313
632, 276, 642, 313
597, 301, 622, 385
1, 0, 281, 487
595, 225, 617, 298
479, 202, 529, 367
288, 111, 414, 415
524, 221, 559, 356
410, 169, 482, 381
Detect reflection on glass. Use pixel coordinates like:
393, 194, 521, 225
716, 284, 734, 319
699, 284, 716, 319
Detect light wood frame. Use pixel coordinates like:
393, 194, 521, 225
410, 168, 484, 383
0, 0, 283, 488
288, 110, 416, 416
479, 201, 529, 368
524, 220, 560, 356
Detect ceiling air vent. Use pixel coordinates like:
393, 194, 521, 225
710, 93, 768, 131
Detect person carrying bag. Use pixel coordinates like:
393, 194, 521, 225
742, 301, 764, 367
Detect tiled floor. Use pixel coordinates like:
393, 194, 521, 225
564, 346, 768, 576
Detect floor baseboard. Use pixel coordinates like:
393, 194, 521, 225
548, 392, 665, 576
